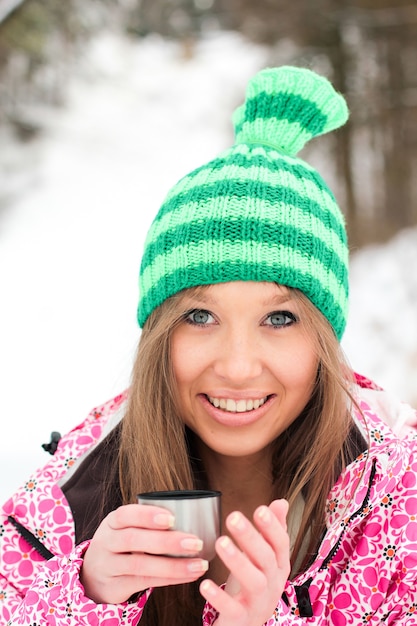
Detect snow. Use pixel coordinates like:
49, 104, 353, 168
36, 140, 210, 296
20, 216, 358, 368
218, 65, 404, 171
343, 227, 417, 402
0, 31, 416, 503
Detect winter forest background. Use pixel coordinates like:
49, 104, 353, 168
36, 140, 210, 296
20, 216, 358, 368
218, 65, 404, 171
0, 0, 416, 501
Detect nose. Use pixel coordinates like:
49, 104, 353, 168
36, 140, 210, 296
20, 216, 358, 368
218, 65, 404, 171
212, 327, 263, 384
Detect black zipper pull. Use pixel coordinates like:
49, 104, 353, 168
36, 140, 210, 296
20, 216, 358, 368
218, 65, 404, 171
42, 431, 61, 455
294, 578, 313, 617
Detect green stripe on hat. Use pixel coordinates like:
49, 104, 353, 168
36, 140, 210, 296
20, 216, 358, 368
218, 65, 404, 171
234, 91, 328, 138
138, 255, 347, 339
140, 239, 348, 306
149, 178, 346, 245
153, 147, 343, 229
141, 209, 347, 275
236, 120, 314, 156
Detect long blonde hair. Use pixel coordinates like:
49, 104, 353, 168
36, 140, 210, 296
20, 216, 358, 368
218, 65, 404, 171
118, 285, 361, 624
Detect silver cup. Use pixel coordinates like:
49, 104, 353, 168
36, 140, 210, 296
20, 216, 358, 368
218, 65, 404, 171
137, 489, 221, 561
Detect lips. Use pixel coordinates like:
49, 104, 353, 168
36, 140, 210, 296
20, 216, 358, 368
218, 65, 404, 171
206, 395, 268, 413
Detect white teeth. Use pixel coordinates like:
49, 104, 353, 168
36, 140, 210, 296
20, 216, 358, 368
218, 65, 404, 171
226, 399, 236, 412
208, 396, 267, 413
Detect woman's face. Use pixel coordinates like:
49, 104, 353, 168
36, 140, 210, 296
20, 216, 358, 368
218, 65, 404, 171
171, 281, 319, 461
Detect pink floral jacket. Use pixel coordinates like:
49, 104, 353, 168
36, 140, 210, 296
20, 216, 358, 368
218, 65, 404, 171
1, 378, 417, 625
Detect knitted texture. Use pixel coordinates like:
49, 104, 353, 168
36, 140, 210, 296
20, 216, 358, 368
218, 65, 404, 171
138, 66, 350, 339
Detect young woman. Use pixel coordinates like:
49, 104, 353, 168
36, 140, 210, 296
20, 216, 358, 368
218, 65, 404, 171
2, 66, 417, 626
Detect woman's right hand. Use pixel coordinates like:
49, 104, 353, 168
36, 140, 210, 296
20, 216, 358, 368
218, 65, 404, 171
80, 503, 209, 604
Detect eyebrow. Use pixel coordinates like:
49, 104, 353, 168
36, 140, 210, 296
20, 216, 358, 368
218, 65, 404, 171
183, 289, 292, 307
261, 293, 292, 306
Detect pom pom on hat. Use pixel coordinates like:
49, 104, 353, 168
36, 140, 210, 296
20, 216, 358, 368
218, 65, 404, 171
138, 66, 350, 340
233, 66, 349, 155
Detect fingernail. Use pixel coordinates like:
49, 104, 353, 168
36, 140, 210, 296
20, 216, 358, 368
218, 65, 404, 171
200, 579, 216, 596
154, 513, 175, 527
218, 536, 235, 555
188, 559, 209, 573
257, 506, 272, 524
229, 512, 245, 531
180, 538, 203, 552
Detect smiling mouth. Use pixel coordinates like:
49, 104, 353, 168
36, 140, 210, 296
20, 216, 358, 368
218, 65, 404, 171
206, 395, 269, 413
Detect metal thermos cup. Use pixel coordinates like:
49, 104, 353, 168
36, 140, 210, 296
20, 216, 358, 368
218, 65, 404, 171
137, 489, 221, 561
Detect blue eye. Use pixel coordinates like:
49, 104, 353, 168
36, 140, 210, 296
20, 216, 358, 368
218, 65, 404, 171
186, 309, 215, 325
265, 311, 297, 328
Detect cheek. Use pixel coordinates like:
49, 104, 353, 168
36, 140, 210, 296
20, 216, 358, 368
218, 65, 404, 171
171, 337, 187, 386
171, 332, 203, 387
171, 338, 193, 416
301, 352, 319, 382
284, 345, 318, 393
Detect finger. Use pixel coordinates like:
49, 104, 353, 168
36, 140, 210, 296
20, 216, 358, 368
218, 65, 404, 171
200, 579, 246, 621
269, 498, 289, 531
119, 552, 209, 582
107, 504, 176, 530
253, 503, 290, 573
104, 527, 205, 557
83, 554, 209, 604
225, 512, 276, 575
215, 533, 267, 596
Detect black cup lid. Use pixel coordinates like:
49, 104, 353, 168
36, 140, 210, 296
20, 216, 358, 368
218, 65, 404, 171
138, 489, 221, 500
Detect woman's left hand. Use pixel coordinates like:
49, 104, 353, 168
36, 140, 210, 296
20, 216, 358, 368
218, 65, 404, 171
199, 499, 290, 626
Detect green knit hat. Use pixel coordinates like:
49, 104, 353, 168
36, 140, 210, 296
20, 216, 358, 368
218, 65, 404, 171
138, 66, 349, 339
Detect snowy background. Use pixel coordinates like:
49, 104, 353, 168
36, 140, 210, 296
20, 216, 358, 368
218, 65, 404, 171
1, 32, 416, 503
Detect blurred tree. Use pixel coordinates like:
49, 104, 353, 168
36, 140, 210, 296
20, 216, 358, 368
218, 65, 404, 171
364, 2, 417, 235
0, 0, 111, 134
125, 0, 217, 38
